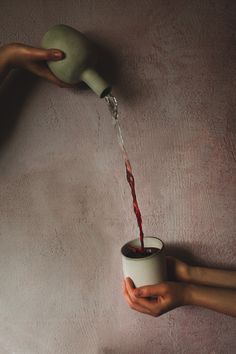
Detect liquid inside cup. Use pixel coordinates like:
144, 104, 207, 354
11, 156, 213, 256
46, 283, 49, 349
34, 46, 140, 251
122, 246, 160, 259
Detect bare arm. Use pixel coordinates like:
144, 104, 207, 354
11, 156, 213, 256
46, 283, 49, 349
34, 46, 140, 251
167, 257, 236, 289
0, 45, 10, 82
188, 266, 236, 289
187, 283, 236, 317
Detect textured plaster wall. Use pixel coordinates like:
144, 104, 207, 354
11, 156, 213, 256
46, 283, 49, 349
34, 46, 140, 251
0, 1, 236, 353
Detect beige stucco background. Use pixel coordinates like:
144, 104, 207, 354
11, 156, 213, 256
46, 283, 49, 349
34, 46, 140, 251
0, 1, 236, 353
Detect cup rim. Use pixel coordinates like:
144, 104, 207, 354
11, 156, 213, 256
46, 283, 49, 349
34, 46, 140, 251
121, 236, 165, 261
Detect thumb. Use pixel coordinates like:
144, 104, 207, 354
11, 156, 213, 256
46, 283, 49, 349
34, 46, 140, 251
32, 48, 65, 61
134, 283, 167, 298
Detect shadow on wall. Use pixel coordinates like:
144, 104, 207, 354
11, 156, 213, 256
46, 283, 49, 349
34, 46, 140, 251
84, 31, 141, 103
165, 241, 199, 266
0, 67, 100, 152
165, 241, 236, 270
99, 348, 137, 354
98, 343, 177, 354
0, 69, 39, 149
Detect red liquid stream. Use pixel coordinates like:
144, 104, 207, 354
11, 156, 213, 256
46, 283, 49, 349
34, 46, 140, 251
105, 94, 145, 253
125, 158, 144, 252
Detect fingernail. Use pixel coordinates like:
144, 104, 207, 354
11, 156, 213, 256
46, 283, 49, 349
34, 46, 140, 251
53, 50, 64, 59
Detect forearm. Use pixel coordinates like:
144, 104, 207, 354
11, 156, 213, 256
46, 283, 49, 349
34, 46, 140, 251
185, 284, 236, 317
188, 266, 236, 289
0, 45, 13, 83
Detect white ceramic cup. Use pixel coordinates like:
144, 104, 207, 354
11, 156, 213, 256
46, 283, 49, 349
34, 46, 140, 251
121, 236, 167, 288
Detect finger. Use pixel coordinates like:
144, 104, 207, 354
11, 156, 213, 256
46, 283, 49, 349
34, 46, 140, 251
125, 277, 136, 290
41, 69, 70, 87
134, 283, 168, 298
125, 278, 161, 314
125, 277, 137, 300
123, 280, 153, 316
27, 47, 65, 61
27, 63, 70, 87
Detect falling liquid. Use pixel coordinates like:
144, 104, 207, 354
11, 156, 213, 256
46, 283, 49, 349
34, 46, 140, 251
105, 93, 144, 252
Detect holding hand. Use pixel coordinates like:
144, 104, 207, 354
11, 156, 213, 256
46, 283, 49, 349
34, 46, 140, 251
0, 43, 69, 86
123, 256, 236, 317
123, 278, 188, 317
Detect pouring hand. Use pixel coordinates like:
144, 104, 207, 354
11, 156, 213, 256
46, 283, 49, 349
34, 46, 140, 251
0, 43, 69, 87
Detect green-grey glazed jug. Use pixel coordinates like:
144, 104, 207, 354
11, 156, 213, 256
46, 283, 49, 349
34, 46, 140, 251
41, 24, 111, 98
